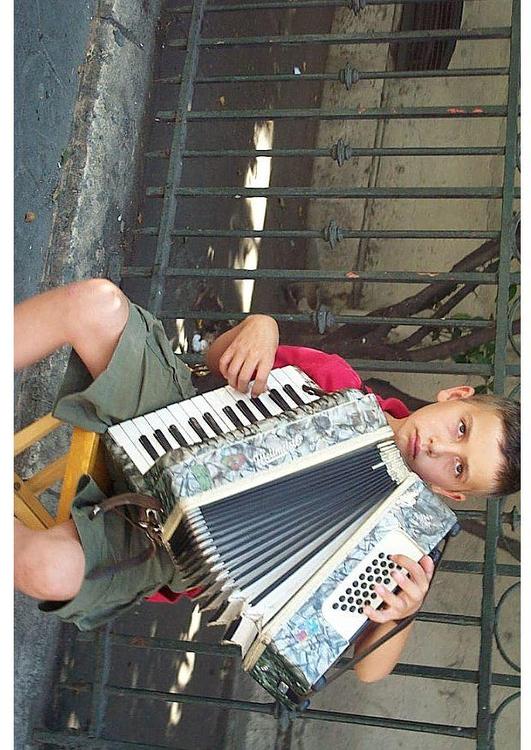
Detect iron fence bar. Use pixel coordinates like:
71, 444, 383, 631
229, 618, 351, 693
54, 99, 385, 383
156, 105, 508, 121
57, 662, 519, 694
167, 28, 511, 50
345, 361, 519, 378
32, 731, 183, 750
100, 685, 478, 737
157, 67, 509, 85
416, 612, 480, 626
456, 508, 519, 525
437, 560, 518, 577
87, 624, 112, 741
147, 186, 513, 199
134, 226, 502, 239
147, 0, 206, 315
161, 308, 493, 328
381, 664, 519, 688
170, 0, 488, 13
72, 636, 520, 690
492, 13, 520, 393
181, 352, 519, 378
477, 499, 503, 748
123, 266, 518, 286
146, 146, 506, 158
476, 1, 520, 745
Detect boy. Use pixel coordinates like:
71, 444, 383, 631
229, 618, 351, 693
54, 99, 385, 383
14, 279, 520, 683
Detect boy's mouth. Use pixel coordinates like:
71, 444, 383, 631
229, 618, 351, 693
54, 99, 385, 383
409, 431, 419, 460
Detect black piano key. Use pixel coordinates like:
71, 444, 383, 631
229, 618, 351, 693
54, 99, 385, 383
139, 435, 160, 461
236, 399, 258, 424
283, 383, 305, 407
208, 604, 229, 624
168, 424, 189, 447
154, 429, 172, 453
223, 617, 242, 642
303, 383, 325, 398
203, 411, 225, 436
222, 405, 244, 430
188, 417, 209, 441
251, 396, 272, 418
268, 388, 292, 411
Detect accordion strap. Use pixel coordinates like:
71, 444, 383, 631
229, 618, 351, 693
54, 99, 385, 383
85, 493, 165, 580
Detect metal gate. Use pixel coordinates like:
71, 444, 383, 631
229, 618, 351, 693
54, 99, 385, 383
31, 0, 520, 748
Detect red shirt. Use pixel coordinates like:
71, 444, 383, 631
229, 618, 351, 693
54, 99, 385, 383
147, 346, 409, 604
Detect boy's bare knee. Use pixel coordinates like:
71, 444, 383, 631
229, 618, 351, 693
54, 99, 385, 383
64, 279, 129, 357
67, 279, 127, 328
15, 525, 85, 601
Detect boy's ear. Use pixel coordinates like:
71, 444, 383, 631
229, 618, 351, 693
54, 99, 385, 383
436, 385, 475, 403
430, 485, 467, 503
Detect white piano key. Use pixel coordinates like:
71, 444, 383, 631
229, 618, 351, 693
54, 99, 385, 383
143, 410, 179, 452
156, 406, 194, 447
218, 387, 253, 427
201, 387, 246, 431
107, 422, 151, 474
263, 375, 296, 412
179, 397, 218, 440
166, 402, 202, 444
275, 365, 320, 404
131, 415, 166, 458
267, 370, 302, 409
251, 381, 284, 417
120, 418, 159, 469
225, 386, 267, 424
190, 393, 231, 436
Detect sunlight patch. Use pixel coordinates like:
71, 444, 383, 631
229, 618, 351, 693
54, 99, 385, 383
234, 120, 274, 312
167, 605, 203, 727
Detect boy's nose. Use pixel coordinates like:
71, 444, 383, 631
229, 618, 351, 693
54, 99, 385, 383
426, 437, 453, 457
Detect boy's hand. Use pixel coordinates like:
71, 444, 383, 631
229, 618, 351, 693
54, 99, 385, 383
218, 314, 279, 396
363, 554, 434, 624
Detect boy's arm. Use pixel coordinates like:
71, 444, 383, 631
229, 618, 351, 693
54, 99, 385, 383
353, 554, 434, 683
206, 315, 279, 396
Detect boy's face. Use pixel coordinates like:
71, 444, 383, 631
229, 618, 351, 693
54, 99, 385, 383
390, 386, 504, 501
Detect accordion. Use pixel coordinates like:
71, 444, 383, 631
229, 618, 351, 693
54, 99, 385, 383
104, 366, 458, 708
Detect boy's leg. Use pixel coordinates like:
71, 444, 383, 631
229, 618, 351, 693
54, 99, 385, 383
15, 279, 129, 603
14, 279, 193, 627
14, 518, 84, 600
15, 278, 129, 377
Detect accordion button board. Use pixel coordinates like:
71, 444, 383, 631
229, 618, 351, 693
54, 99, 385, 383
321, 529, 424, 640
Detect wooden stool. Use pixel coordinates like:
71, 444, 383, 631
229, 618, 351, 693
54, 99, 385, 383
14, 414, 111, 529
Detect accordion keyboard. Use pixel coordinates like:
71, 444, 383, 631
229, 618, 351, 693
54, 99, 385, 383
107, 366, 321, 475
321, 529, 424, 640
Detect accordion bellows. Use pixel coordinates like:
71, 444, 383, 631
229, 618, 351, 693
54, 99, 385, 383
105, 380, 458, 708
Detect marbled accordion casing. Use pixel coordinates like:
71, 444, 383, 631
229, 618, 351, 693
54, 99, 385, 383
104, 378, 458, 708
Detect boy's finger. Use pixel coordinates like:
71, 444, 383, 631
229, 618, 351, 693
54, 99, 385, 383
362, 605, 387, 623
389, 569, 419, 600
374, 583, 403, 610
252, 359, 273, 396
391, 555, 426, 588
226, 354, 246, 389
237, 359, 257, 393
419, 555, 435, 582
363, 605, 395, 624
218, 349, 233, 379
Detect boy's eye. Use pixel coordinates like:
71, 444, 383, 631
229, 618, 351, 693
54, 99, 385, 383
458, 421, 466, 437
455, 460, 464, 477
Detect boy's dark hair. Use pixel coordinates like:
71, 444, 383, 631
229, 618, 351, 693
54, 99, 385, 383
469, 394, 520, 496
